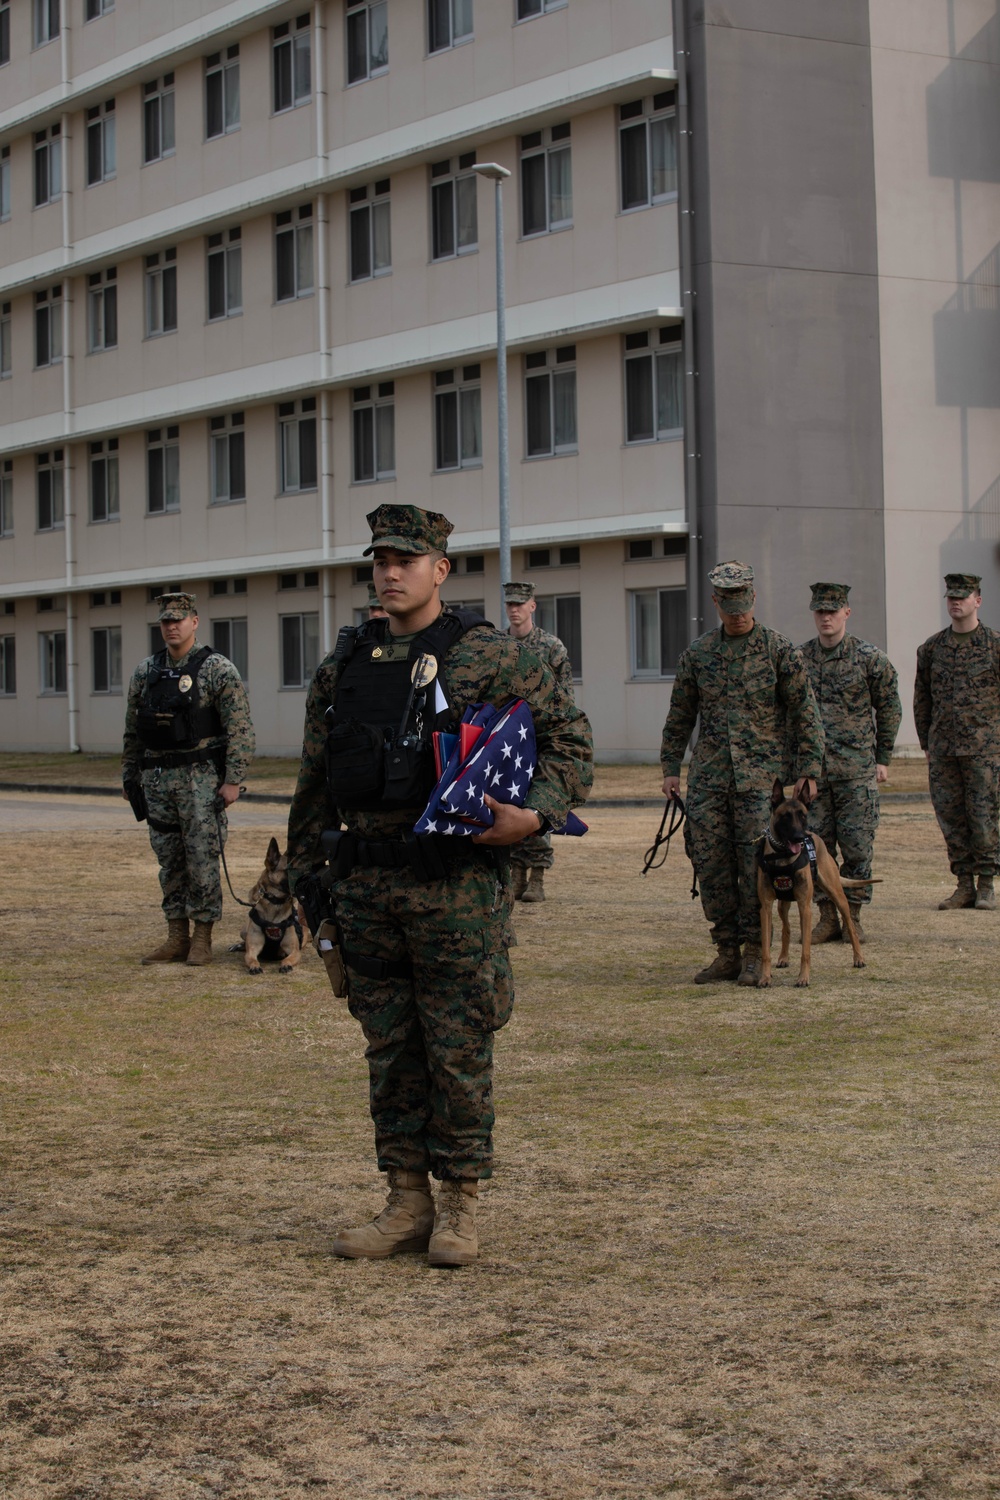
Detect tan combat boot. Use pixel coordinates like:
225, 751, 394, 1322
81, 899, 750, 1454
185, 921, 214, 966
141, 918, 191, 965
520, 870, 546, 903
975, 876, 996, 911
847, 902, 867, 942
693, 945, 742, 984
428, 1179, 479, 1267
511, 865, 529, 901
737, 943, 763, 987
811, 901, 842, 943
938, 875, 976, 910
332, 1169, 434, 1259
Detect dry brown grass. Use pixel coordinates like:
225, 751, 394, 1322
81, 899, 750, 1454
2, 793, 998, 1499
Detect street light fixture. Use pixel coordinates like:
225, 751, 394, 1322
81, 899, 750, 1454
473, 161, 512, 624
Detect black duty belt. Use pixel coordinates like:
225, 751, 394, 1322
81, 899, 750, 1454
320, 827, 501, 884
143, 746, 224, 770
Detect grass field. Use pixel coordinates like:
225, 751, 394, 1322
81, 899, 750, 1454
2, 789, 996, 1499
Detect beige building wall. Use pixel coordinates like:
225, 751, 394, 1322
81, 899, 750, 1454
0, 0, 684, 760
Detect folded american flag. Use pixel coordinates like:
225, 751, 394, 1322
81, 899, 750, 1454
413, 699, 587, 838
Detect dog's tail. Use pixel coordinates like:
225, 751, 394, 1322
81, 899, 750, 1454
839, 876, 883, 887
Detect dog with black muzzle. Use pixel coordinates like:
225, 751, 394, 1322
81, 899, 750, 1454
757, 779, 878, 988
239, 837, 311, 975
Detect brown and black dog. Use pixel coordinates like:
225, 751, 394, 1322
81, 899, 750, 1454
239, 837, 311, 975
757, 779, 879, 988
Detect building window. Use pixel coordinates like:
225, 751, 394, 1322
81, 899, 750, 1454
35, 286, 63, 367
525, 346, 577, 457
143, 75, 175, 164
434, 366, 482, 471
36, 450, 64, 531
34, 125, 62, 207
1, 146, 10, 222
624, 329, 682, 442
90, 589, 122, 606
40, 629, 67, 693
0, 0, 9, 64
33, 0, 59, 46
87, 267, 117, 352
428, 0, 472, 53
145, 248, 177, 336
206, 45, 240, 137
352, 383, 395, 483
279, 570, 320, 590
516, 0, 566, 16
89, 439, 119, 523
85, 99, 116, 185
536, 593, 582, 677
92, 625, 122, 694
630, 587, 687, 677
279, 398, 317, 493
207, 228, 242, 320
280, 613, 319, 687
1, 459, 12, 535
619, 94, 677, 211
524, 545, 579, 569
273, 15, 311, 112
349, 181, 391, 282
520, 123, 571, 236
430, 154, 477, 261
1, 301, 10, 377
0, 636, 14, 695
275, 204, 314, 301
147, 426, 180, 514
209, 577, 248, 596
212, 617, 248, 680
627, 535, 688, 561
84, 0, 114, 19
210, 412, 246, 504
346, 0, 387, 84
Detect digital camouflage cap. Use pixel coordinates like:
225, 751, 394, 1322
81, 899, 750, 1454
708, 560, 755, 615
363, 505, 454, 556
810, 581, 851, 612
504, 582, 535, 604
156, 592, 197, 621
944, 573, 982, 599
366, 582, 380, 606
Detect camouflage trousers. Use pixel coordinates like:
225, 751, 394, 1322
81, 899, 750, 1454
142, 763, 226, 923
809, 776, 879, 907
684, 777, 773, 948
928, 754, 1000, 877
334, 858, 515, 1181
509, 830, 554, 871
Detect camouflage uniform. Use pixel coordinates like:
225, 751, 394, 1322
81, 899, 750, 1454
915, 618, 1000, 879
123, 643, 254, 922
287, 515, 592, 1183
661, 597, 825, 951
508, 622, 576, 873
798, 633, 901, 907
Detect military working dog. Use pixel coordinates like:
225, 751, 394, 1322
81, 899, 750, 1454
756, 779, 879, 988
239, 837, 310, 975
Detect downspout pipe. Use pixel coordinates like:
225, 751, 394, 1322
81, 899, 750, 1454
314, 3, 335, 653
61, 92, 80, 751
672, 0, 702, 643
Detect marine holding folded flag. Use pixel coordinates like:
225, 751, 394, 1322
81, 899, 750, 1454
286, 505, 593, 1267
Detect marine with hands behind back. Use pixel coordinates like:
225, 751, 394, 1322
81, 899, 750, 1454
286, 505, 593, 1267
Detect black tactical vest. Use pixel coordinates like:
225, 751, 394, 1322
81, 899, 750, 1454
136, 646, 224, 752
324, 610, 486, 811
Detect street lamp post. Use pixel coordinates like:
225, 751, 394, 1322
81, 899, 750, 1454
473, 162, 512, 625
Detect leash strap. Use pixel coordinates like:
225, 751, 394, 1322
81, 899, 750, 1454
215, 788, 252, 908
641, 796, 686, 876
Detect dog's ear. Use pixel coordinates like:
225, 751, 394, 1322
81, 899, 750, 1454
798, 781, 813, 808
266, 836, 281, 868
771, 778, 786, 808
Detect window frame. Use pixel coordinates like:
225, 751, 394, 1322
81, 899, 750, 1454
623, 329, 683, 444
85, 98, 116, 186
143, 75, 176, 166
0, 635, 14, 696
629, 586, 688, 679
34, 286, 63, 368
205, 45, 240, 138
535, 592, 582, 679
428, 0, 473, 54
519, 123, 572, 237
89, 438, 119, 523
0, 301, 11, 377
207, 227, 242, 321
278, 399, 318, 494
618, 93, 678, 213
272, 15, 312, 113
430, 154, 478, 262
349, 181, 391, 283
84, 0, 114, 20
1, 146, 11, 222
211, 616, 248, 681
0, 0, 10, 66
351, 382, 396, 484
146, 426, 180, 515
274, 204, 314, 302
434, 365, 483, 472
0, 459, 13, 536
145, 248, 178, 337
39, 627, 67, 694
91, 624, 122, 694
346, 0, 388, 85
524, 345, 578, 459
515, 0, 567, 18
33, 125, 62, 208
210, 411, 246, 505
87, 267, 118, 353
33, 0, 60, 48
280, 611, 319, 688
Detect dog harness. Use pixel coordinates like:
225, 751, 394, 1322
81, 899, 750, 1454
756, 828, 818, 897
248, 903, 304, 953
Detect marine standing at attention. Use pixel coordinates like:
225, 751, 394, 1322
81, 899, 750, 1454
503, 579, 577, 903
122, 592, 255, 967
915, 572, 1000, 911
798, 582, 901, 943
286, 506, 593, 1267
660, 561, 825, 988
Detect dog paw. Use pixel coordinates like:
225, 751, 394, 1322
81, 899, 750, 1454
854, 959, 866, 969
279, 964, 294, 974
247, 965, 263, 976
757, 977, 771, 988
794, 978, 810, 988
775, 959, 789, 969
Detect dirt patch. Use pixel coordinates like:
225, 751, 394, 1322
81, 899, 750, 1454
1, 801, 996, 1498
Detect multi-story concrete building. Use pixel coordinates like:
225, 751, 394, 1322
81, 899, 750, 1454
1, 1, 997, 760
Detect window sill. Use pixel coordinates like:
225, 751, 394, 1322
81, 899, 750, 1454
346, 70, 388, 88
209, 496, 246, 508
519, 223, 573, 242
206, 312, 244, 324
272, 97, 313, 116
433, 462, 484, 475
427, 35, 473, 56
277, 487, 318, 498
523, 450, 578, 462
617, 196, 678, 216
88, 517, 120, 526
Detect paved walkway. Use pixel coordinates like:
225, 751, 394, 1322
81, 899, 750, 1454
0, 791, 287, 832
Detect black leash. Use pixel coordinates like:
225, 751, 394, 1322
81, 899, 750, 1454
641, 795, 686, 876
215, 787, 253, 908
